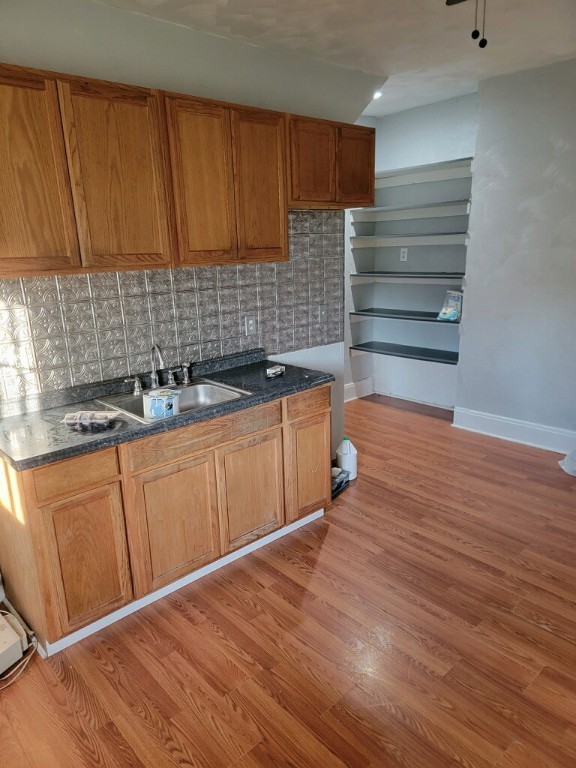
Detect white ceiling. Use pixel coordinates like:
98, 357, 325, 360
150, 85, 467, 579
95, 0, 576, 116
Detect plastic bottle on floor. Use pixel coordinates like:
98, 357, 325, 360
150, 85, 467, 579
336, 436, 357, 480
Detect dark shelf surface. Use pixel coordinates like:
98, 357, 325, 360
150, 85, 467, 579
351, 307, 460, 324
351, 271, 465, 279
350, 341, 459, 365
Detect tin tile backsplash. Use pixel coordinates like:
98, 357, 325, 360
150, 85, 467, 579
0, 210, 344, 401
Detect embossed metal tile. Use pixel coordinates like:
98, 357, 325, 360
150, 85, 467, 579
0, 278, 25, 307
28, 305, 64, 340
200, 340, 222, 360
195, 267, 218, 291
257, 284, 277, 309
149, 293, 176, 323
70, 362, 102, 385
122, 296, 152, 326
199, 315, 220, 342
124, 324, 154, 353
38, 367, 72, 390
88, 272, 120, 299
67, 332, 100, 364
218, 288, 240, 312
119, 271, 148, 296
174, 291, 198, 318
237, 264, 258, 286
177, 319, 200, 345
57, 274, 91, 303
62, 302, 97, 335
34, 337, 69, 369
23, 276, 59, 306
217, 265, 239, 288
146, 269, 173, 294
0, 308, 31, 343
93, 298, 124, 330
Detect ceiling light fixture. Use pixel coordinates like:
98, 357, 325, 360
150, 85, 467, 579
373, 90, 382, 99
447, 0, 488, 48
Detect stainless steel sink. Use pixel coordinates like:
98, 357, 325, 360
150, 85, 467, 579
96, 379, 251, 424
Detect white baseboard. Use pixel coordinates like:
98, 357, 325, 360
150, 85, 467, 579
41, 509, 324, 657
344, 377, 374, 402
453, 407, 576, 455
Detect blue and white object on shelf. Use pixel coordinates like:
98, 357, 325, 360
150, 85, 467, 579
438, 290, 463, 321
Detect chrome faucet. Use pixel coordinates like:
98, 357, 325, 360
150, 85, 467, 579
150, 344, 165, 389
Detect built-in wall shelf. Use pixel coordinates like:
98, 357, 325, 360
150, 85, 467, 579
348, 157, 472, 384
350, 308, 460, 323
352, 200, 470, 222
374, 157, 472, 189
350, 341, 459, 365
351, 271, 464, 284
351, 233, 467, 248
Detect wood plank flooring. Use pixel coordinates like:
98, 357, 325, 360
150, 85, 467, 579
2, 394, 576, 767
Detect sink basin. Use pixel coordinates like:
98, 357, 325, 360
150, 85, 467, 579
96, 379, 251, 424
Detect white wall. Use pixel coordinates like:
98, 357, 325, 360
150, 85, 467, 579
0, 0, 382, 123
271, 343, 345, 456
375, 94, 478, 171
455, 59, 576, 453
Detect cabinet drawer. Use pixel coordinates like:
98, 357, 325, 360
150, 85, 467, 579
122, 401, 282, 474
286, 385, 331, 422
28, 447, 120, 506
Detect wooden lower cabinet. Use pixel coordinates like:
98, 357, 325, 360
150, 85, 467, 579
285, 412, 331, 522
0, 387, 331, 645
217, 429, 285, 552
125, 452, 220, 597
41, 481, 132, 634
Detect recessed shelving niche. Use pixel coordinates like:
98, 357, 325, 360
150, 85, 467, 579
348, 157, 472, 406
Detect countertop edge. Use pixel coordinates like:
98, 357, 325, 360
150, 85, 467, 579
1, 368, 335, 472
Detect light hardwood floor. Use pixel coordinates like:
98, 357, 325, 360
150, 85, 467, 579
1, 395, 575, 767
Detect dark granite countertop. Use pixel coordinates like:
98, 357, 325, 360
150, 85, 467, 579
0, 349, 334, 471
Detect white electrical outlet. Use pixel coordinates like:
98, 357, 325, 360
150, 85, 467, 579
244, 315, 258, 336
400, 248, 408, 262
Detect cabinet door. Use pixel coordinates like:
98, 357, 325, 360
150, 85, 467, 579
0, 67, 79, 275
231, 109, 288, 262
42, 482, 132, 636
285, 412, 331, 523
337, 125, 375, 206
217, 429, 284, 552
126, 452, 220, 597
58, 79, 174, 269
289, 118, 337, 204
166, 97, 237, 265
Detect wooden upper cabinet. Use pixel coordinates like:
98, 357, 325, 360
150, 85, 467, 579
58, 79, 174, 269
289, 118, 337, 203
166, 98, 287, 265
338, 125, 375, 205
0, 67, 79, 275
166, 97, 236, 265
231, 109, 288, 262
288, 116, 375, 208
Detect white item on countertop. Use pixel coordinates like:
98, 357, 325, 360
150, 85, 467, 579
143, 388, 181, 420
62, 411, 120, 432
336, 436, 357, 480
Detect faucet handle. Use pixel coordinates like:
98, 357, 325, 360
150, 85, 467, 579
124, 376, 143, 396
181, 362, 191, 385
167, 367, 180, 386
